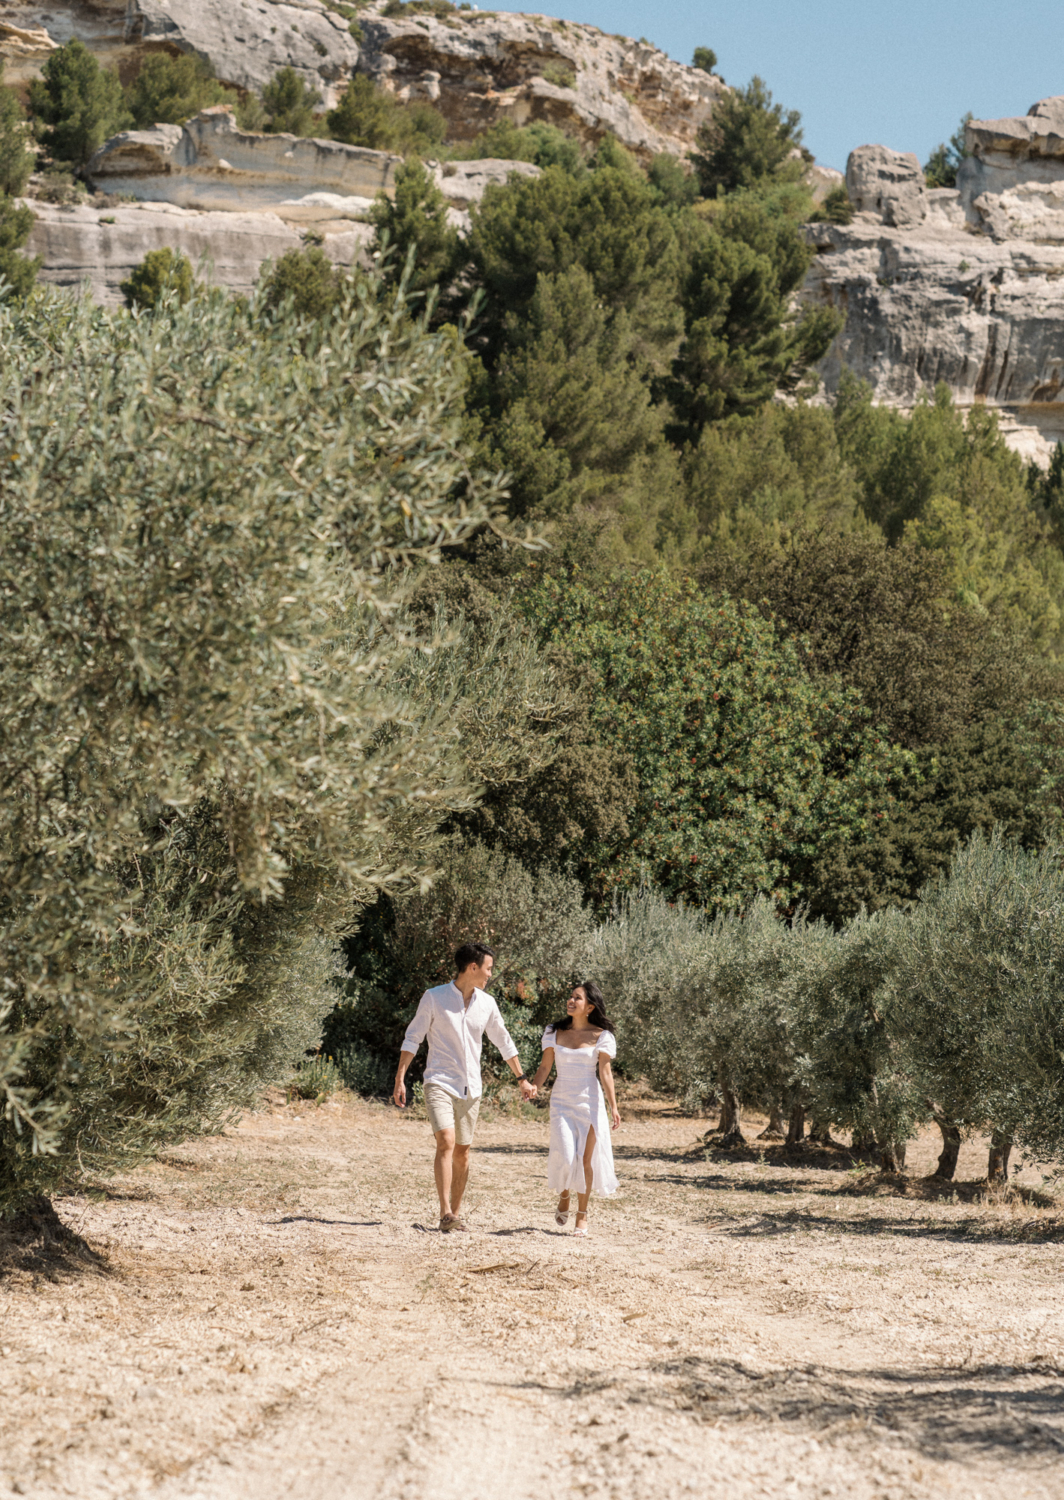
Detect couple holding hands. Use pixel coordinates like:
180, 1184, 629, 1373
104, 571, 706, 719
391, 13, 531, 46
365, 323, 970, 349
393, 943, 620, 1237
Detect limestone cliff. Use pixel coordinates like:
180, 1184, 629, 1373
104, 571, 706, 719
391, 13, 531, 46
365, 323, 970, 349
23, 198, 366, 304
806, 99, 1064, 463
0, 1, 722, 158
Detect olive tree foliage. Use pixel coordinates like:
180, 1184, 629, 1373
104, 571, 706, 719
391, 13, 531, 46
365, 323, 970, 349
589, 888, 711, 1101
795, 906, 922, 1170
0, 275, 543, 1209
326, 835, 593, 1092
897, 830, 1064, 1174
593, 891, 836, 1137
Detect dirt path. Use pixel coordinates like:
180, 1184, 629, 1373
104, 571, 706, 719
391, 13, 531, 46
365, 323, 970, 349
3, 1092, 1064, 1500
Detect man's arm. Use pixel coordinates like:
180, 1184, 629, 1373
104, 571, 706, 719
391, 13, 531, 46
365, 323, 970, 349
485, 1002, 536, 1100
394, 993, 432, 1108
393, 1050, 416, 1109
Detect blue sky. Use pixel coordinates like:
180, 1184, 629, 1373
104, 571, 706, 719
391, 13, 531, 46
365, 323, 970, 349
495, 1, 1064, 171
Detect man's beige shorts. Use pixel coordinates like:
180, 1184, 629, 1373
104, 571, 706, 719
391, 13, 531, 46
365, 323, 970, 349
424, 1082, 481, 1144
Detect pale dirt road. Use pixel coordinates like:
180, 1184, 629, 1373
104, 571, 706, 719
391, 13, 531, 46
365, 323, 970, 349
2, 1090, 1064, 1500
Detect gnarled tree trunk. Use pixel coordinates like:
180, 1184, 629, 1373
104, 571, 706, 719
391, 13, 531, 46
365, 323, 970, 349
758, 1098, 785, 1140
878, 1138, 907, 1174
851, 1128, 876, 1154
716, 1069, 745, 1148
987, 1130, 1013, 1182
807, 1117, 834, 1146
786, 1102, 805, 1146
930, 1112, 961, 1180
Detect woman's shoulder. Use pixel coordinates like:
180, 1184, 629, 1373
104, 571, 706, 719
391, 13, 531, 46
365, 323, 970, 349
540, 1024, 558, 1047
595, 1029, 617, 1057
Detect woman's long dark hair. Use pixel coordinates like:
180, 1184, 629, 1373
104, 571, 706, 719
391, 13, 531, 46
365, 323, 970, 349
551, 980, 615, 1034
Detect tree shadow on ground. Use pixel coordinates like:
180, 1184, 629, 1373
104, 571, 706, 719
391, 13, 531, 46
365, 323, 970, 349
674, 1191, 1063, 1244
508, 1357, 1064, 1465
0, 1198, 110, 1281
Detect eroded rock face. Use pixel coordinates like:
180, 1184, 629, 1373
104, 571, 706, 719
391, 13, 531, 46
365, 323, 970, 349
846, 145, 927, 228
86, 107, 400, 222
124, 0, 360, 103
807, 98, 1064, 463
84, 107, 539, 228
0, 2, 723, 161
22, 198, 371, 305
357, 8, 723, 159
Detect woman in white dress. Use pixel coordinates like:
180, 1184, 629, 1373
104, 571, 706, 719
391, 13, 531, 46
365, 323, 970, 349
531, 980, 620, 1237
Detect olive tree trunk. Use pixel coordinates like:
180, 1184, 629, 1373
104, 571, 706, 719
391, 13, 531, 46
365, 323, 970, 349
930, 1112, 961, 1180
786, 1102, 805, 1146
878, 1139, 907, 1174
987, 1130, 1013, 1182
758, 1098, 785, 1140
716, 1070, 745, 1148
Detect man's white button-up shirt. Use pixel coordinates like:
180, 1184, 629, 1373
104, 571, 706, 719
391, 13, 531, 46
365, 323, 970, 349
401, 981, 519, 1099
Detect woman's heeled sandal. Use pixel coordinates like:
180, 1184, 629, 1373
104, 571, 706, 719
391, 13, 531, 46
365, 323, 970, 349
573, 1212, 588, 1238
555, 1192, 570, 1227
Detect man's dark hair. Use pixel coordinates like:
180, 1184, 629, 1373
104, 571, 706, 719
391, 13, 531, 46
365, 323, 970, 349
454, 942, 494, 974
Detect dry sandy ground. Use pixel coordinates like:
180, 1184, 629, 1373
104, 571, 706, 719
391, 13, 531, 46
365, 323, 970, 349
2, 1091, 1064, 1500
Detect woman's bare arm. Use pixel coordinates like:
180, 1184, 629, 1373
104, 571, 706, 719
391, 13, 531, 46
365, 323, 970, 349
532, 1047, 554, 1092
598, 1056, 620, 1130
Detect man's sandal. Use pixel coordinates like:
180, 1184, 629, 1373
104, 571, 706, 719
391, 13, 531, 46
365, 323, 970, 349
573, 1211, 588, 1238
439, 1213, 468, 1233
555, 1192, 570, 1227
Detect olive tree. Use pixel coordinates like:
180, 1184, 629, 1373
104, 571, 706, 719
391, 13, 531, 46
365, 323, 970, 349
898, 830, 1064, 1177
0, 273, 544, 1210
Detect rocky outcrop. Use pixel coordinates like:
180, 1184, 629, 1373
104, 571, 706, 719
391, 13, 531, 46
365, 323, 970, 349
124, 0, 360, 104
86, 107, 400, 223
845, 145, 927, 228
356, 7, 723, 160
806, 100, 1064, 463
83, 107, 539, 229
22, 198, 370, 305
0, 1, 360, 102
0, 1, 723, 161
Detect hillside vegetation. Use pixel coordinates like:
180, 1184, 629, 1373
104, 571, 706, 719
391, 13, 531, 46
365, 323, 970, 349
3, 37, 1064, 1212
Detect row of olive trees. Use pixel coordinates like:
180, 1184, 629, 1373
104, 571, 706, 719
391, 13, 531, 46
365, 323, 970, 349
593, 831, 1064, 1179
0, 267, 563, 1212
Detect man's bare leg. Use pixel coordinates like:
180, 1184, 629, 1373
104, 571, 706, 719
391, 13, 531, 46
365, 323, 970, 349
434, 1128, 456, 1217
450, 1144, 471, 1214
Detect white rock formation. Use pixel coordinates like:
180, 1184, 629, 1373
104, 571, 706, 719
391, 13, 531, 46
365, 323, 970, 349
806, 99, 1064, 463
0, 2, 723, 161
356, 6, 724, 160
124, 0, 360, 104
22, 198, 370, 305
845, 144, 927, 227
86, 107, 401, 223
431, 157, 541, 210
83, 107, 540, 233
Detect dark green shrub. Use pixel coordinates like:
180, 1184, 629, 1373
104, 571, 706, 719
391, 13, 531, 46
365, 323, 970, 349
124, 53, 238, 129
261, 66, 322, 136
259, 246, 347, 319
810, 184, 854, 224
691, 76, 805, 197
692, 47, 717, 73
370, 157, 458, 296
0, 196, 39, 299
28, 38, 130, 167
120, 246, 195, 309
0, 63, 34, 196
326, 75, 446, 155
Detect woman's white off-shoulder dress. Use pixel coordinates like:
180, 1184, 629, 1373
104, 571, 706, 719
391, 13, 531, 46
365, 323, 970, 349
542, 1026, 618, 1197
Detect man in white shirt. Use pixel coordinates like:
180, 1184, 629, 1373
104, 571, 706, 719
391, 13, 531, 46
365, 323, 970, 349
393, 943, 536, 1233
